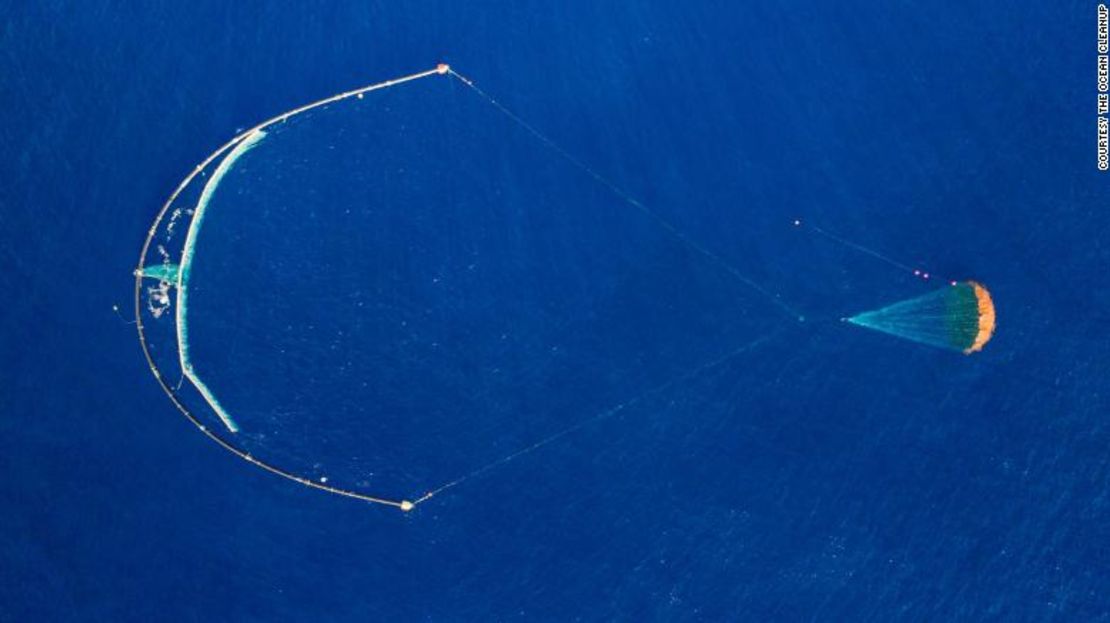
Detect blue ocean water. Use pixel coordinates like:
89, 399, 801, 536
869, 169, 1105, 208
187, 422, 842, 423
3, 2, 1109, 621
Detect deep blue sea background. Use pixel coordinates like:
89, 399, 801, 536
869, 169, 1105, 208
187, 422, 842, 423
4, 2, 1110, 621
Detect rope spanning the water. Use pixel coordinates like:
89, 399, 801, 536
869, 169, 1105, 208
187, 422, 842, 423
446, 68, 806, 324
797, 219, 955, 285
411, 328, 789, 507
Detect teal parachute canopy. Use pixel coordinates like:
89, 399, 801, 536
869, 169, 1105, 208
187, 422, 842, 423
846, 280, 996, 354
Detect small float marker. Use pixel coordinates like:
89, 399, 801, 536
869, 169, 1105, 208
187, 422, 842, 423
400, 500, 414, 512
436, 63, 450, 75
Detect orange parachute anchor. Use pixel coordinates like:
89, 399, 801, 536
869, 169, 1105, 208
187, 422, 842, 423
845, 280, 996, 354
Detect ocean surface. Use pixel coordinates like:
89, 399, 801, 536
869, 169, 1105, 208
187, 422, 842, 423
4, 2, 1110, 621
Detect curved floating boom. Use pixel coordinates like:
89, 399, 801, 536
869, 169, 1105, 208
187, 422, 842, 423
846, 280, 996, 354
134, 65, 455, 511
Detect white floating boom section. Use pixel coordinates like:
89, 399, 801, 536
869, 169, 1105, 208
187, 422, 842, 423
176, 129, 267, 433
